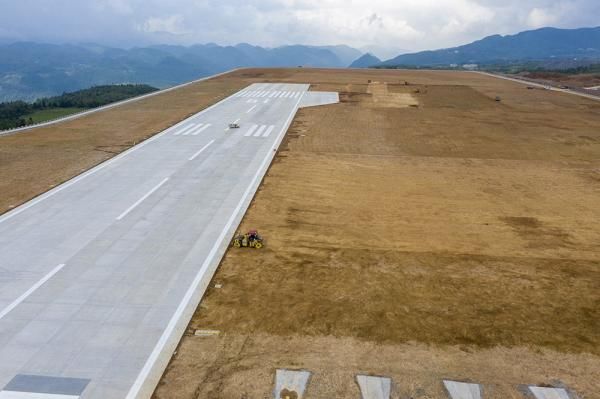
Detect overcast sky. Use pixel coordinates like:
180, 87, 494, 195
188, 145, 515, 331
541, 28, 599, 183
1, 0, 598, 57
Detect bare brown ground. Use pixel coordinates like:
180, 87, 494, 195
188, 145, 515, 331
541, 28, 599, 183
0, 68, 598, 398
154, 69, 600, 398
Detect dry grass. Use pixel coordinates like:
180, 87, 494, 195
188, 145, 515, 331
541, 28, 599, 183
155, 68, 600, 398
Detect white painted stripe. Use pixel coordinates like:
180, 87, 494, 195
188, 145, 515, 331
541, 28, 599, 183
191, 124, 211, 136
284, 91, 292, 98
125, 90, 305, 399
261, 91, 269, 97
173, 124, 196, 136
274, 91, 281, 98
264, 99, 270, 104
269, 91, 277, 98
294, 92, 301, 98
0, 84, 237, 226
246, 105, 257, 113
263, 125, 275, 137
254, 125, 266, 137
0, 392, 79, 399
529, 387, 570, 399
255, 91, 264, 97
182, 123, 202, 136
116, 178, 169, 220
244, 125, 258, 137
0, 263, 66, 321
188, 140, 215, 161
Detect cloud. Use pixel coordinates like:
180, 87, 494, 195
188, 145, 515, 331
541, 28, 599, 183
527, 8, 559, 28
139, 15, 188, 35
0, 0, 598, 53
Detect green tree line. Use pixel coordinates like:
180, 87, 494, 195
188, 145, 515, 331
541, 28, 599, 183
0, 84, 158, 130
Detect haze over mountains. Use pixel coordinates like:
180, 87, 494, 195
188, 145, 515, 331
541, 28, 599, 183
1, 26, 599, 101
0, 43, 361, 101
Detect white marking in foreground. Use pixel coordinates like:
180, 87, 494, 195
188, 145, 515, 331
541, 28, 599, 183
125, 89, 305, 399
356, 375, 391, 399
0, 264, 66, 321
443, 381, 481, 399
191, 124, 211, 136
529, 386, 571, 399
244, 125, 258, 137
188, 140, 215, 161
116, 178, 169, 220
274, 370, 311, 399
263, 125, 275, 137
0, 392, 80, 399
246, 105, 257, 113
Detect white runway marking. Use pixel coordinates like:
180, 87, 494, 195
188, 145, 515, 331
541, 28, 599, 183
246, 105, 257, 113
244, 125, 258, 137
173, 124, 197, 136
269, 91, 277, 98
264, 99, 270, 104
0, 263, 66, 321
190, 124, 211, 136
253, 125, 266, 137
263, 125, 275, 137
182, 123, 203, 135
116, 178, 169, 220
188, 140, 215, 161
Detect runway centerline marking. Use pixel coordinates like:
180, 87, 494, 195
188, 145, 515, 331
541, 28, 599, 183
0, 263, 66, 321
246, 105, 257, 113
116, 177, 169, 221
189, 140, 215, 161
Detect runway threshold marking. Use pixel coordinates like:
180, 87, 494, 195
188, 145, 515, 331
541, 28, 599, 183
253, 125, 267, 137
182, 124, 202, 136
246, 105, 258, 113
190, 124, 211, 136
0, 263, 66, 321
244, 125, 258, 137
189, 140, 215, 161
125, 88, 305, 399
116, 177, 169, 221
173, 124, 197, 136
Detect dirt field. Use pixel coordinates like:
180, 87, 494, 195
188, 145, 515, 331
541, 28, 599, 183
1, 68, 598, 398
152, 69, 600, 398
521, 71, 600, 89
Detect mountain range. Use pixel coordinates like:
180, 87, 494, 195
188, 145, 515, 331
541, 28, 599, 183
2, 26, 600, 101
0, 42, 361, 101
381, 27, 600, 67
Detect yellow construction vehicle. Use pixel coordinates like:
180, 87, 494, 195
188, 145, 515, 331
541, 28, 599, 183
232, 229, 264, 249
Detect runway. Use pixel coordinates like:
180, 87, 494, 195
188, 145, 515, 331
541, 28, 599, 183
0, 83, 338, 398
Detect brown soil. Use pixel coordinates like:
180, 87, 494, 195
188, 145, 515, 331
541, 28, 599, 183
153, 69, 600, 399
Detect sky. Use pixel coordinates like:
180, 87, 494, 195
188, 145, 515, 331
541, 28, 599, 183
0, 0, 598, 57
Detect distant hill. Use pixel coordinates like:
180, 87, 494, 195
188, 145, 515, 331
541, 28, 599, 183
382, 26, 600, 67
350, 53, 382, 68
0, 42, 362, 101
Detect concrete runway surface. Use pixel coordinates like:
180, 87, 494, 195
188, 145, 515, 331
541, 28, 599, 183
0, 83, 338, 398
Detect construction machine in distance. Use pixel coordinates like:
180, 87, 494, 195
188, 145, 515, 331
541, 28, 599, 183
232, 229, 264, 249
